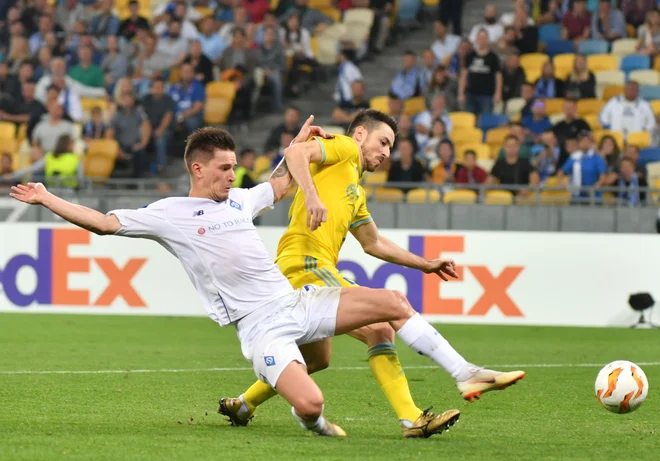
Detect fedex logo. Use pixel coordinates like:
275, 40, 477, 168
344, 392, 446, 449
0, 229, 147, 308
337, 236, 524, 317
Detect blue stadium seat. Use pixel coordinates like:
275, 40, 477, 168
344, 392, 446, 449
620, 55, 651, 74
639, 85, 660, 101
539, 24, 562, 43
544, 40, 575, 57
578, 39, 609, 55
639, 148, 660, 165
479, 113, 509, 135
397, 0, 422, 21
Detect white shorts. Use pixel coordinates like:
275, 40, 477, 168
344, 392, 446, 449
236, 285, 341, 388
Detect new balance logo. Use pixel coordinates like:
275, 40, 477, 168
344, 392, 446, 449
193, 210, 204, 217
229, 200, 242, 211
264, 356, 276, 367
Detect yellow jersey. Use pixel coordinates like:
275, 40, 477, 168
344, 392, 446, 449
276, 135, 373, 267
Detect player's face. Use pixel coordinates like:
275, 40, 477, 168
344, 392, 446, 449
202, 149, 237, 202
361, 124, 395, 172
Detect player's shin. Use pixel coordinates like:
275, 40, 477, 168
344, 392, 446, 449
395, 313, 472, 380
243, 379, 278, 410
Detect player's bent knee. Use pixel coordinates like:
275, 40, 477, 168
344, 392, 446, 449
363, 322, 396, 345
294, 393, 325, 420
306, 354, 330, 374
388, 290, 414, 320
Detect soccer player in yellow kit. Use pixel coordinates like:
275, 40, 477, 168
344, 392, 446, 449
220, 110, 524, 438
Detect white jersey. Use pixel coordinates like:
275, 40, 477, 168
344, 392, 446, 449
108, 183, 294, 326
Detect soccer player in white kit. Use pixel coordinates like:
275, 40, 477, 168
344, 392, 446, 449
9, 122, 520, 437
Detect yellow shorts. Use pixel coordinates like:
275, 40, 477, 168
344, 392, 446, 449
277, 256, 359, 289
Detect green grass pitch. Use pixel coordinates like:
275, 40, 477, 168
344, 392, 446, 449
0, 313, 658, 461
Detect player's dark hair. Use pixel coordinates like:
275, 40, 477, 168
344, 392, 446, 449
347, 109, 398, 138
184, 127, 236, 173
505, 134, 520, 144
464, 149, 476, 159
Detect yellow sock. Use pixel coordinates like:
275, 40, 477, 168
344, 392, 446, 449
368, 343, 422, 423
243, 380, 278, 410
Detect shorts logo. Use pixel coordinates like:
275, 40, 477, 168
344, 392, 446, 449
229, 200, 242, 211
303, 284, 316, 292
193, 210, 204, 217
197, 228, 206, 235
346, 184, 359, 201
264, 356, 276, 367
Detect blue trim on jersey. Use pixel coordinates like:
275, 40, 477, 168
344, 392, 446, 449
350, 217, 373, 228
217, 291, 231, 321
314, 136, 327, 163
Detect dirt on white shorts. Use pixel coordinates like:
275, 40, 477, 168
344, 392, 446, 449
236, 285, 341, 388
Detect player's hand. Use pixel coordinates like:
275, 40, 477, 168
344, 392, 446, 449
292, 115, 334, 145
9, 182, 49, 205
423, 258, 459, 281
305, 195, 327, 231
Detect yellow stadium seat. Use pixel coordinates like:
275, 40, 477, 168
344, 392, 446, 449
308, 0, 332, 7
451, 128, 483, 145
553, 53, 575, 77
602, 84, 624, 101
194, 7, 214, 17
169, 67, 180, 84
86, 139, 119, 159
9, 151, 21, 171
363, 170, 388, 185
0, 139, 16, 154
84, 153, 116, 181
583, 114, 601, 130
0, 121, 17, 140
520, 53, 550, 74
449, 112, 476, 129
627, 131, 651, 148
594, 130, 624, 149
404, 97, 426, 116
587, 54, 619, 73
486, 126, 510, 145
423, 0, 439, 5
484, 190, 514, 205
80, 97, 108, 113
204, 98, 232, 125
206, 81, 237, 100
374, 187, 404, 203
456, 143, 491, 162
443, 189, 477, 204
254, 156, 273, 177
554, 66, 572, 80
406, 188, 441, 203
540, 190, 572, 205
627, 24, 636, 38
652, 100, 660, 115
321, 7, 342, 23
370, 96, 390, 113
577, 98, 605, 117
524, 68, 542, 84
543, 98, 564, 115
16, 123, 27, 142
544, 175, 566, 189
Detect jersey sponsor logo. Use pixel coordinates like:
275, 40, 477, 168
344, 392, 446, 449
197, 227, 206, 235
337, 235, 524, 317
0, 229, 147, 308
264, 356, 276, 367
205, 217, 252, 232
193, 210, 204, 217
346, 184, 359, 201
229, 199, 242, 211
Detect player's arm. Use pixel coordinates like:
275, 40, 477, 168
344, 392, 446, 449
350, 220, 459, 281
9, 182, 120, 235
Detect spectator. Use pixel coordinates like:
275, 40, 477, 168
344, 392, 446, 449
600, 81, 655, 137
10, 134, 81, 188
153, 0, 204, 22
419, 49, 437, 93
134, 34, 171, 84
29, 15, 53, 55
155, 7, 200, 42
431, 140, 458, 184
617, 157, 647, 205
501, 0, 535, 26
459, 29, 502, 115
488, 135, 538, 194
101, 35, 128, 89
32, 101, 74, 161
388, 96, 404, 121
388, 139, 427, 191
501, 52, 526, 102
536, 0, 566, 24
431, 20, 461, 64
279, 0, 335, 35
447, 39, 472, 78
34, 46, 52, 81
621, 144, 647, 179
233, 148, 258, 188
523, 100, 553, 139
438, 0, 463, 36
68, 45, 105, 88
6, 36, 31, 74
279, 13, 317, 97
55, 0, 89, 34
333, 81, 369, 129
592, 0, 626, 41
257, 25, 287, 111
119, 0, 151, 40
564, 54, 596, 99
0, 153, 15, 187
520, 82, 536, 118
219, 27, 258, 121
220, 7, 252, 43
455, 150, 488, 184
244, 0, 271, 24
624, 0, 655, 29
420, 119, 450, 166
512, 7, 539, 55
82, 106, 109, 141
531, 129, 566, 182
599, 134, 622, 185
494, 25, 519, 59
35, 57, 105, 105
468, 5, 504, 44
334, 49, 363, 104
87, 0, 121, 38
561, 0, 591, 42
367, 0, 394, 54
535, 61, 565, 98
559, 130, 606, 198
553, 99, 591, 147
390, 50, 421, 101
264, 106, 300, 153
49, 76, 84, 122
169, 62, 205, 134
255, 10, 280, 45
426, 65, 459, 111
109, 91, 151, 178
141, 78, 175, 173
415, 94, 453, 146
636, 9, 660, 55
157, 19, 190, 68
498, 122, 534, 159
184, 40, 214, 85
0, 80, 44, 126
197, 17, 227, 62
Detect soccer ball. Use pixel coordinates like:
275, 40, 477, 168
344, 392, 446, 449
594, 361, 649, 414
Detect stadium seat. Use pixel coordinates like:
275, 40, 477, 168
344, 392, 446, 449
594, 130, 624, 149
579, 39, 609, 55
595, 70, 625, 91
374, 187, 404, 203
0, 121, 17, 140
602, 84, 624, 101
645, 161, 660, 183
320, 125, 345, 135
539, 24, 562, 43
370, 96, 390, 113
204, 98, 232, 125
525, 68, 542, 84
396, 0, 422, 22
455, 143, 490, 161
449, 111, 476, 128
479, 113, 509, 133
308, 0, 332, 7
587, 54, 619, 72
80, 97, 108, 113
206, 81, 236, 100
406, 188, 441, 203
577, 98, 605, 116
549, 113, 565, 124
553, 53, 575, 77
611, 38, 639, 56
544, 40, 574, 57
543, 98, 564, 115
443, 189, 477, 204
363, 170, 388, 185
344, 8, 375, 47
651, 100, 660, 115
629, 70, 660, 85
583, 114, 601, 130
451, 128, 483, 145
84, 153, 116, 181
320, 7, 342, 23
520, 53, 549, 74
544, 175, 566, 190
404, 97, 426, 116
620, 55, 651, 73
486, 126, 510, 151
639, 85, 660, 101
639, 148, 660, 165
627, 131, 651, 148
505, 98, 525, 120
168, 67, 180, 84
484, 190, 514, 205
254, 156, 273, 177
540, 190, 572, 205
86, 139, 119, 159
313, 37, 340, 65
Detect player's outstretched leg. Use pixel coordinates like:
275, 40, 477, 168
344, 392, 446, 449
336, 288, 525, 403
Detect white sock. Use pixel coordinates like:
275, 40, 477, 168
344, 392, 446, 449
291, 405, 329, 435
396, 313, 470, 380
237, 395, 252, 419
